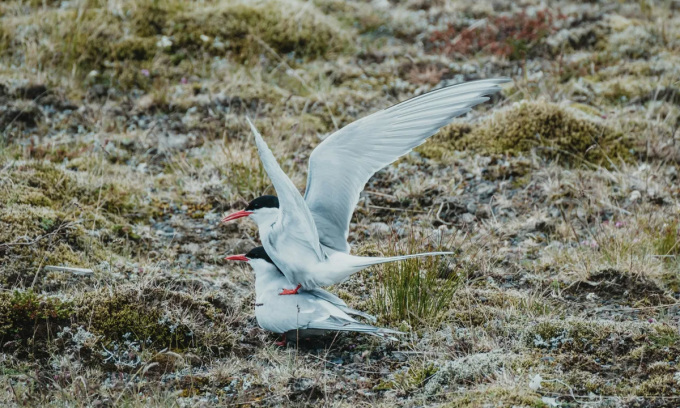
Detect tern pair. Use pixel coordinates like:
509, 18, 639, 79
224, 79, 509, 343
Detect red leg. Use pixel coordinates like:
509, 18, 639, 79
275, 333, 286, 347
279, 284, 302, 296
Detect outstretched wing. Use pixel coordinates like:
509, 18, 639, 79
246, 117, 325, 261
304, 78, 510, 252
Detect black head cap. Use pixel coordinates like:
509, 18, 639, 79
245, 246, 274, 264
245, 195, 279, 211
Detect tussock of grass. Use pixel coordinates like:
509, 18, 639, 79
655, 221, 680, 256
369, 237, 462, 327
218, 142, 270, 200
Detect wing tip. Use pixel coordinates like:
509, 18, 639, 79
245, 115, 260, 137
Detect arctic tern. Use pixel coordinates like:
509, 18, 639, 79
226, 247, 401, 344
223, 78, 509, 293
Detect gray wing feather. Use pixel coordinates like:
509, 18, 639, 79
308, 315, 401, 335
340, 307, 377, 323
304, 78, 510, 252
307, 288, 377, 322
246, 117, 325, 261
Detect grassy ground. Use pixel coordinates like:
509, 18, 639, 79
1, 0, 679, 406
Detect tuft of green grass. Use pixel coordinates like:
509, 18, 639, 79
369, 236, 462, 327
655, 222, 679, 257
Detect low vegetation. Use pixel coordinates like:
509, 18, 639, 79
368, 236, 465, 327
1, 0, 679, 406
419, 101, 635, 166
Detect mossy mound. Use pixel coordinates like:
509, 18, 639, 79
0, 161, 149, 289
525, 319, 680, 395
0, 291, 73, 358
0, 0, 350, 89
0, 287, 237, 362
77, 287, 238, 352
75, 289, 195, 351
169, 0, 351, 62
419, 101, 635, 166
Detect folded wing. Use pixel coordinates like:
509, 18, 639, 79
304, 78, 510, 252
307, 288, 377, 322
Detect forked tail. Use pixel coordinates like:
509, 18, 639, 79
320, 251, 455, 287
356, 251, 454, 269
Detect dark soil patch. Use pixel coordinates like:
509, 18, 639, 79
565, 268, 671, 306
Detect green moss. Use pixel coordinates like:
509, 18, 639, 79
416, 123, 472, 160
4, 161, 143, 218
393, 363, 438, 392
110, 37, 157, 62
0, 291, 73, 357
77, 290, 193, 349
130, 0, 181, 37
0, 291, 72, 336
0, 287, 235, 360
1, 0, 349, 91
424, 101, 635, 166
661, 270, 680, 293
0, 6, 160, 89
442, 387, 546, 408
0, 204, 101, 287
313, 0, 389, 35
655, 222, 679, 256
649, 325, 680, 348
168, 0, 350, 61
635, 374, 678, 396
0, 161, 153, 288
0, 24, 10, 53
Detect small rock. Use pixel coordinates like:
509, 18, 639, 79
629, 190, 641, 203
476, 183, 497, 199
586, 292, 599, 301
460, 213, 475, 224
137, 94, 155, 111
466, 202, 477, 214
368, 222, 391, 236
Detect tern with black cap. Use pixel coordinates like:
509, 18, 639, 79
223, 79, 510, 293
226, 247, 401, 345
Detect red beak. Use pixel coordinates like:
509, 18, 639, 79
222, 210, 253, 223
225, 254, 249, 262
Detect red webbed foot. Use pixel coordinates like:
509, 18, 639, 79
275, 333, 287, 347
279, 284, 302, 296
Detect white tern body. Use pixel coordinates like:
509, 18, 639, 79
239, 79, 510, 289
